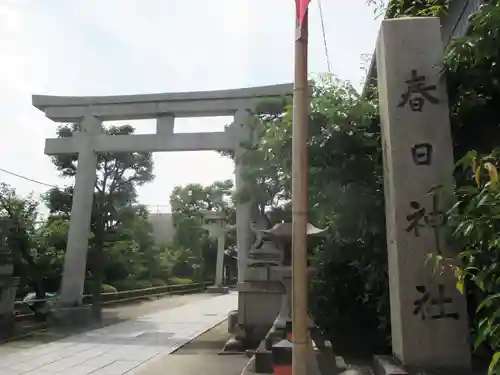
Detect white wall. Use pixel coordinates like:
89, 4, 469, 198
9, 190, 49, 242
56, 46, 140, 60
148, 212, 176, 245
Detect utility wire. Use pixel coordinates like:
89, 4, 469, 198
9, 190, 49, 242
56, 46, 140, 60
0, 167, 59, 188
0, 167, 175, 216
317, 0, 332, 74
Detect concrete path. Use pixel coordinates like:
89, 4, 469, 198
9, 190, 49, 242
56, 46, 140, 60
137, 321, 248, 375
0, 293, 213, 358
0, 292, 237, 375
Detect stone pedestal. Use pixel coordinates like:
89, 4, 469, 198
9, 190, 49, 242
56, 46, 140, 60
236, 281, 284, 345
377, 17, 470, 371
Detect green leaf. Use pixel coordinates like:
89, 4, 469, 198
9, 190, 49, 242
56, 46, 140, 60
477, 294, 500, 312
488, 352, 500, 375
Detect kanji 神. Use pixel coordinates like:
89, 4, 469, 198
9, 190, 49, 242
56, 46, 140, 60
426, 193, 445, 229
405, 201, 426, 237
397, 69, 439, 111
405, 194, 446, 241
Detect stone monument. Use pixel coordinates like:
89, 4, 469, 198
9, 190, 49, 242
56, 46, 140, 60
0, 220, 19, 338
202, 210, 229, 294
375, 17, 471, 373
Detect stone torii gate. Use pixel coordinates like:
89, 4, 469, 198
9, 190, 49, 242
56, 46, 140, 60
32, 84, 293, 308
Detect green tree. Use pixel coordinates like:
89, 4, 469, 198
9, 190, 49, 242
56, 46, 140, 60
169, 180, 236, 281
104, 204, 172, 283
233, 75, 389, 352
44, 123, 154, 320
0, 183, 64, 320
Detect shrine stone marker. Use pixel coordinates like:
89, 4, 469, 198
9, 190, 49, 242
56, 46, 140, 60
376, 17, 471, 371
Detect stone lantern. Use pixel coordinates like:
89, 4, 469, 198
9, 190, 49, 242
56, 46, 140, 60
243, 220, 326, 373
258, 222, 325, 334
0, 221, 20, 338
236, 217, 326, 347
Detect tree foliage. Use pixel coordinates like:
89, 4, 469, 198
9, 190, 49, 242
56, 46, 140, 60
43, 123, 155, 318
0, 184, 64, 319
233, 75, 390, 353
169, 180, 236, 282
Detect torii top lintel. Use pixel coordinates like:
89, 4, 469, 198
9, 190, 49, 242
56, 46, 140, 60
32, 83, 304, 122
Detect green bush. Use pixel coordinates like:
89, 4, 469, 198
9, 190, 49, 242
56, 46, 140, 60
112, 278, 144, 291
101, 284, 118, 294
445, 151, 500, 372
151, 278, 167, 287
136, 280, 153, 289
169, 277, 194, 285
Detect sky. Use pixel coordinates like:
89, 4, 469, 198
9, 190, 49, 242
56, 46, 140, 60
0, 0, 382, 213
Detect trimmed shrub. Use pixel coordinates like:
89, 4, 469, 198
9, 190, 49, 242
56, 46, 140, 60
169, 277, 194, 285
112, 278, 143, 291
136, 280, 153, 289
101, 284, 118, 294
151, 278, 167, 287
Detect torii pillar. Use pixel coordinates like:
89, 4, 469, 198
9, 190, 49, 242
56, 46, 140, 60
202, 211, 229, 294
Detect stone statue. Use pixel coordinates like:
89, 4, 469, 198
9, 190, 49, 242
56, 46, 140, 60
248, 214, 282, 273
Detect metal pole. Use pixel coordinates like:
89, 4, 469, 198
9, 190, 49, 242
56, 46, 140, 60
292, 9, 309, 375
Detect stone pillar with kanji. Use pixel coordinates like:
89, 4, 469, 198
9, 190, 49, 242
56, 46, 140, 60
376, 17, 471, 371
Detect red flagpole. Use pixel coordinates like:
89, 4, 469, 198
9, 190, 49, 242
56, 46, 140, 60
291, 2, 309, 375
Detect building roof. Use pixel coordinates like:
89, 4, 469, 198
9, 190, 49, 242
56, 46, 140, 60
361, 0, 474, 98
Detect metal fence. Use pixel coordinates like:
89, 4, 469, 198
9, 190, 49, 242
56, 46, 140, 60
14, 281, 213, 320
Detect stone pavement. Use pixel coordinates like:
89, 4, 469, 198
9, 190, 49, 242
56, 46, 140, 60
137, 320, 248, 375
0, 292, 237, 375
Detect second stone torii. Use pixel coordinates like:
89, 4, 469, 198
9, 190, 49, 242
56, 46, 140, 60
202, 210, 230, 294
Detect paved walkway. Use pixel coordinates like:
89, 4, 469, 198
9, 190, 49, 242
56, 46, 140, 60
0, 292, 237, 375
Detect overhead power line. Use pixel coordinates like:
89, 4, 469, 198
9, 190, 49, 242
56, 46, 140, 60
317, 0, 332, 74
0, 167, 169, 210
0, 167, 59, 189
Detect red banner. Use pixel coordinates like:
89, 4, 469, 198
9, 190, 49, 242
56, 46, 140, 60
296, 0, 311, 28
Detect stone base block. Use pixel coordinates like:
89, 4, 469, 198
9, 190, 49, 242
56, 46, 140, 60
0, 314, 15, 339
207, 286, 229, 294
373, 355, 474, 375
254, 340, 273, 374
228, 310, 238, 334
48, 305, 93, 329
373, 355, 408, 375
